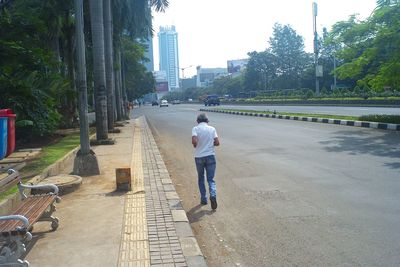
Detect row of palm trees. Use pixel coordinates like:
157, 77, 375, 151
1, 0, 168, 175
71, 0, 168, 175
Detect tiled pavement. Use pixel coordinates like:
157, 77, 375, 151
119, 117, 207, 267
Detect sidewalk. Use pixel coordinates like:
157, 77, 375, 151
24, 116, 207, 267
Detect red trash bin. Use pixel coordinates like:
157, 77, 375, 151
0, 109, 16, 156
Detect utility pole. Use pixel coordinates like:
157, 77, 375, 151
333, 55, 337, 90
313, 2, 320, 95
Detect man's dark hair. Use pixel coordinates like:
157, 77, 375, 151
197, 113, 209, 123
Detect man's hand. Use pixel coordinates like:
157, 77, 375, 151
192, 136, 198, 148
214, 137, 220, 146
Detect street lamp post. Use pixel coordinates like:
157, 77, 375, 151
179, 65, 193, 90
180, 65, 193, 79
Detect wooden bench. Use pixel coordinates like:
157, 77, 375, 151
0, 169, 61, 267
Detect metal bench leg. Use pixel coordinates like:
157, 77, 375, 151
37, 203, 59, 230
0, 236, 30, 266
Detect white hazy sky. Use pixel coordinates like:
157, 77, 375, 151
152, 0, 377, 77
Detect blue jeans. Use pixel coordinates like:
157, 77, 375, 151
195, 155, 217, 202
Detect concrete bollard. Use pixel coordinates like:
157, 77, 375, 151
116, 168, 131, 191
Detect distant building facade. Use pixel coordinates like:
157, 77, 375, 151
158, 26, 180, 91
181, 77, 197, 90
153, 70, 169, 99
143, 36, 154, 72
196, 66, 228, 87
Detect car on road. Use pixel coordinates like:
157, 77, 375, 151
172, 100, 181, 105
204, 94, 220, 106
152, 101, 159, 106
160, 99, 169, 107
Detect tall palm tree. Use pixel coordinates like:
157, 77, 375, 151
112, 0, 168, 116
73, 0, 100, 175
89, 0, 108, 141
104, 0, 115, 130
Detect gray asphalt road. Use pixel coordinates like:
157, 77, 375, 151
191, 103, 400, 116
133, 105, 400, 267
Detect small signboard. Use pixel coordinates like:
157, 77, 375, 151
316, 65, 323, 77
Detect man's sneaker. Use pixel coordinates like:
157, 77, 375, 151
200, 200, 207, 205
210, 197, 217, 210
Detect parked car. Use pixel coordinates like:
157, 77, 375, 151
204, 94, 220, 106
152, 101, 159, 106
160, 99, 169, 107
172, 100, 180, 105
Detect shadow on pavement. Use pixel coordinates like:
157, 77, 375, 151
187, 204, 214, 223
320, 130, 400, 169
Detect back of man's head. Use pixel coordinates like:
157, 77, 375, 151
197, 113, 209, 123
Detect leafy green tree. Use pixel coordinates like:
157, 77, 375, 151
213, 75, 243, 97
0, 1, 68, 138
327, 3, 400, 91
244, 51, 276, 91
121, 37, 156, 100
269, 23, 310, 89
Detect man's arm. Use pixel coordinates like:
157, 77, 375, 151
192, 136, 198, 147
214, 137, 220, 146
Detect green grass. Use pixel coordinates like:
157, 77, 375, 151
217, 108, 358, 121
21, 132, 81, 177
215, 108, 400, 124
0, 132, 82, 201
359, 114, 400, 124
239, 96, 400, 102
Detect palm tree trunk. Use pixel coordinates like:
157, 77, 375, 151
89, 0, 108, 140
73, 0, 100, 176
115, 48, 123, 121
120, 50, 128, 118
103, 0, 115, 131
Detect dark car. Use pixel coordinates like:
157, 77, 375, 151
152, 101, 159, 106
204, 95, 220, 106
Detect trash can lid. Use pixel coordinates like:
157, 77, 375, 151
0, 109, 16, 118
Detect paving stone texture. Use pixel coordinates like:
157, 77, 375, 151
17, 116, 206, 267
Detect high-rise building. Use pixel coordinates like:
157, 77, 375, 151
142, 4, 154, 72
143, 36, 154, 72
158, 26, 180, 91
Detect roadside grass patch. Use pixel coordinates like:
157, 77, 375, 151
21, 132, 81, 177
0, 131, 83, 201
216, 108, 357, 120
359, 114, 400, 124
214, 109, 400, 124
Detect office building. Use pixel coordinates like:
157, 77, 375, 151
143, 36, 154, 72
158, 26, 180, 91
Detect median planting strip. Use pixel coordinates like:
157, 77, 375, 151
200, 108, 400, 131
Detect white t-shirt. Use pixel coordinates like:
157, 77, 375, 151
192, 122, 218, 158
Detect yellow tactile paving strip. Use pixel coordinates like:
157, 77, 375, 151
118, 119, 150, 267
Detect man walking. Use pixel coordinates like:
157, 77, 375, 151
192, 113, 220, 210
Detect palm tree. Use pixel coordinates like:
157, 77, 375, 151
112, 0, 168, 117
89, 0, 109, 141
104, 0, 115, 131
73, 0, 100, 176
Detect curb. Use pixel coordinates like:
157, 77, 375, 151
200, 108, 400, 131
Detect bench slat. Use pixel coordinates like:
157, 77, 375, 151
0, 197, 45, 233
0, 195, 56, 234
23, 195, 56, 226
